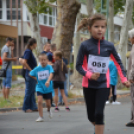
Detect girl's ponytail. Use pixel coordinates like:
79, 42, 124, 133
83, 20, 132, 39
77, 18, 89, 32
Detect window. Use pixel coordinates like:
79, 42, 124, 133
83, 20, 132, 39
42, 7, 56, 27
6, 0, 21, 20
0, 0, 2, 19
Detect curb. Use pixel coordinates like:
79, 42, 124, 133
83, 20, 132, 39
0, 91, 130, 112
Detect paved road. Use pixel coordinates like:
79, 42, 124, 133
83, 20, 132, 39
0, 96, 133, 134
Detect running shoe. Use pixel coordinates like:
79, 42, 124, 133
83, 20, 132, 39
126, 122, 134, 127
55, 107, 60, 112
48, 109, 53, 118
36, 117, 44, 122
112, 101, 121, 105
65, 107, 70, 111
106, 101, 110, 105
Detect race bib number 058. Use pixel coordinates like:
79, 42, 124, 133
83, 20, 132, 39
87, 55, 109, 74
38, 70, 49, 80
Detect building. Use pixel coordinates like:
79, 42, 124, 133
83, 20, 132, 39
0, 0, 126, 63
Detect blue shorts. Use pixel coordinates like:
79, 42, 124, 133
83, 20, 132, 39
3, 69, 12, 89
37, 92, 52, 100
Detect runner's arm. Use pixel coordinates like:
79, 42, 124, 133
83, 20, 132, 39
110, 44, 127, 83
22, 59, 32, 71
76, 43, 93, 79
3, 52, 17, 61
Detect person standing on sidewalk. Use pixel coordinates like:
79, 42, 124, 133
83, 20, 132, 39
58, 54, 69, 106
1, 37, 17, 102
41, 42, 51, 54
22, 38, 38, 113
106, 59, 121, 105
126, 28, 134, 127
76, 13, 130, 134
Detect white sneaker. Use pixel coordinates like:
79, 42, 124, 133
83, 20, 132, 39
106, 101, 110, 105
112, 101, 121, 105
48, 109, 53, 118
36, 116, 44, 122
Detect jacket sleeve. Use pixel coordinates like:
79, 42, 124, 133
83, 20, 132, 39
64, 63, 68, 74
53, 62, 58, 73
110, 44, 127, 83
76, 43, 93, 79
128, 51, 134, 80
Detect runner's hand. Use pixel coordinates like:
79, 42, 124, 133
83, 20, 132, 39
45, 81, 50, 87
129, 80, 134, 83
91, 73, 100, 80
124, 81, 131, 88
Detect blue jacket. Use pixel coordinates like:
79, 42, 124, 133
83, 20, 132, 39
109, 61, 118, 85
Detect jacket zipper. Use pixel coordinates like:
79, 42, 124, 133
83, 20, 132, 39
98, 40, 100, 54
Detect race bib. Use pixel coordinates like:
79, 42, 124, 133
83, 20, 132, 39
38, 70, 49, 80
87, 55, 109, 74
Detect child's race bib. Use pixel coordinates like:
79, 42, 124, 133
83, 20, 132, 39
87, 55, 109, 74
38, 70, 49, 80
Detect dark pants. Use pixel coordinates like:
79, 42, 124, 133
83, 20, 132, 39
107, 85, 117, 102
83, 88, 109, 125
22, 76, 37, 111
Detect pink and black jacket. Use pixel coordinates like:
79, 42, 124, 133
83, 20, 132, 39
76, 37, 127, 89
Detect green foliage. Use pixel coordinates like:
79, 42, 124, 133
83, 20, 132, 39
24, 0, 56, 14
79, 0, 87, 4
94, 0, 125, 15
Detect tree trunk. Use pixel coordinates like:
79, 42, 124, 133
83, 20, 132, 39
86, 0, 94, 17
51, 0, 81, 62
109, 0, 114, 43
29, 12, 42, 56
73, 12, 81, 78
118, 0, 133, 69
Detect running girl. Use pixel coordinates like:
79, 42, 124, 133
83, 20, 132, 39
76, 13, 130, 134
52, 51, 70, 112
30, 53, 54, 122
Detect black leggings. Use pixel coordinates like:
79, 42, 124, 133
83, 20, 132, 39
83, 88, 110, 125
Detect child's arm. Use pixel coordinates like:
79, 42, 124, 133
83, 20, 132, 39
110, 44, 130, 87
45, 73, 53, 87
76, 43, 95, 80
29, 74, 37, 81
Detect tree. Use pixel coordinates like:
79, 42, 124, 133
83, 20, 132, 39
109, 0, 114, 42
118, 0, 133, 68
24, 0, 56, 56
86, 0, 94, 17
73, 12, 81, 78
51, 0, 81, 62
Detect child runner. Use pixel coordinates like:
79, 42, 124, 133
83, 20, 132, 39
52, 51, 70, 112
76, 13, 130, 134
29, 53, 54, 122
106, 59, 121, 105
126, 28, 134, 127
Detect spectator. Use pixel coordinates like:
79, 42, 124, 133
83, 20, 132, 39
1, 37, 17, 102
21, 38, 38, 113
58, 52, 69, 106
47, 43, 56, 64
41, 42, 51, 54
